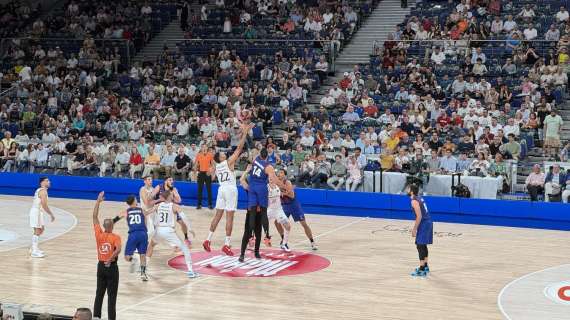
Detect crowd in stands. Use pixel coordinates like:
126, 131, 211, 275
1, 0, 570, 202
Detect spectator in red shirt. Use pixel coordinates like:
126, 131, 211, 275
129, 147, 143, 178
339, 72, 352, 90
437, 113, 451, 127
450, 112, 463, 127
363, 102, 378, 118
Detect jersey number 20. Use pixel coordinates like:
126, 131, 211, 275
129, 214, 142, 225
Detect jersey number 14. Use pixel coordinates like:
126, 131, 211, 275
252, 166, 263, 177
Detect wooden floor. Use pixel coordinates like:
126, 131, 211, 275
1, 195, 568, 320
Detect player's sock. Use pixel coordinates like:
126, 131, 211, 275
283, 229, 289, 245
207, 231, 213, 241
184, 233, 189, 240
32, 235, 39, 252
419, 265, 425, 271
309, 237, 314, 243
140, 265, 146, 274
224, 236, 231, 246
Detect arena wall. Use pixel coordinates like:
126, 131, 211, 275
1, 173, 568, 231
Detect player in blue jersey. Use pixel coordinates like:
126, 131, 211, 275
277, 170, 318, 250
408, 184, 433, 277
238, 148, 286, 262
117, 195, 154, 281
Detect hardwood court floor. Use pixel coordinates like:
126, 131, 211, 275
0, 195, 568, 320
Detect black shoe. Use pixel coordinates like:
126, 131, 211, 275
254, 252, 261, 259
238, 255, 245, 262
196, 205, 202, 209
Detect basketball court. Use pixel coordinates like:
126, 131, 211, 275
0, 194, 568, 320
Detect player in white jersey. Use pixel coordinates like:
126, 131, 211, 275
266, 182, 291, 252
150, 190, 198, 278
29, 177, 55, 258
203, 123, 251, 256
139, 176, 157, 236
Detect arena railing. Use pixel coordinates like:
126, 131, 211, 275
371, 38, 561, 57
0, 37, 134, 66
172, 38, 339, 73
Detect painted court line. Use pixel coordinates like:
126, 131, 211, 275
116, 216, 368, 316
497, 264, 570, 320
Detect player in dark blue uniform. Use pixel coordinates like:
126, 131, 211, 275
277, 170, 317, 250
408, 184, 433, 277
120, 195, 152, 281
238, 149, 285, 262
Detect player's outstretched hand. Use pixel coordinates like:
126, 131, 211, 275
96, 191, 105, 203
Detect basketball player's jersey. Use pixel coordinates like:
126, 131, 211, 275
32, 188, 46, 212
249, 156, 269, 185
156, 202, 176, 228
126, 207, 147, 233
154, 184, 167, 201
216, 160, 236, 187
140, 186, 154, 210
268, 184, 282, 210
413, 196, 431, 221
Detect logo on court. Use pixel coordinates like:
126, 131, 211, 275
545, 281, 570, 305
168, 249, 330, 277
372, 225, 462, 238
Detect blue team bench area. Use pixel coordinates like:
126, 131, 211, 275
0, 172, 569, 231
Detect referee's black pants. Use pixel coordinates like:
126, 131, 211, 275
94, 261, 119, 320
240, 208, 265, 256
197, 171, 212, 207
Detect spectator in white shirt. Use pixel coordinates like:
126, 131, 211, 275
491, 16, 503, 34
523, 25, 538, 40
518, 5, 535, 18
557, 6, 569, 22
503, 15, 517, 33
546, 25, 561, 41
329, 83, 344, 101
503, 118, 520, 137
300, 130, 315, 147
320, 92, 336, 108
430, 46, 446, 65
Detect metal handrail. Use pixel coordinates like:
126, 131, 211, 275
372, 38, 561, 55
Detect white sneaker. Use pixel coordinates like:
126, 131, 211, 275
141, 272, 149, 282
129, 260, 137, 274
31, 251, 45, 258
186, 271, 200, 278
311, 242, 318, 251
280, 243, 291, 252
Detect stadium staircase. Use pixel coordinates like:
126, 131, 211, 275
335, 0, 411, 71
132, 19, 187, 65
302, 0, 411, 118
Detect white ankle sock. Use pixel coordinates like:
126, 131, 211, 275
207, 231, 213, 241
224, 236, 231, 246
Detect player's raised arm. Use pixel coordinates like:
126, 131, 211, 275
39, 189, 55, 222
266, 165, 285, 189
240, 164, 251, 190
172, 187, 182, 203
228, 123, 253, 167
282, 180, 295, 199
93, 191, 105, 226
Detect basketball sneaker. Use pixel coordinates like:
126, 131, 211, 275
221, 245, 234, 256
31, 250, 45, 258
141, 272, 149, 282
186, 271, 200, 279
410, 268, 427, 277
424, 266, 430, 274
254, 251, 262, 259
238, 255, 245, 263
280, 243, 291, 252
311, 242, 318, 251
263, 236, 272, 247
202, 240, 212, 252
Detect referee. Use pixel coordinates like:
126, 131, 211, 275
194, 144, 214, 209
92, 191, 121, 320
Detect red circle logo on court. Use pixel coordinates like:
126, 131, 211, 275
545, 281, 570, 305
168, 249, 331, 277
